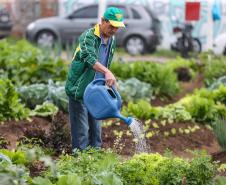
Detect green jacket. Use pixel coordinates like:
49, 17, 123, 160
65, 24, 116, 100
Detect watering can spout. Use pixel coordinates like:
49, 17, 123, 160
116, 114, 133, 126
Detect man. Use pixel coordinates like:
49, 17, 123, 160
65, 7, 125, 151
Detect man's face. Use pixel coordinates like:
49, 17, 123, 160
101, 18, 119, 38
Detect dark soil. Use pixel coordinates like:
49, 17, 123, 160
102, 120, 220, 158
0, 114, 221, 159
28, 160, 47, 177
0, 117, 51, 149
174, 67, 192, 82
212, 151, 226, 164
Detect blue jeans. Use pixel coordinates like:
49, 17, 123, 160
68, 97, 102, 151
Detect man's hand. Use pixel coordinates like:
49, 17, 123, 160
104, 70, 116, 86
93, 61, 116, 86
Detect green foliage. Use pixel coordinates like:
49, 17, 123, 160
200, 53, 226, 86
185, 151, 217, 185
152, 49, 179, 58
116, 152, 216, 185
116, 153, 162, 185
212, 85, 226, 105
180, 95, 218, 123
18, 81, 68, 112
0, 161, 30, 185
18, 83, 49, 109
45, 149, 121, 184
0, 79, 30, 122
156, 157, 188, 185
111, 61, 179, 98
165, 57, 196, 71
157, 104, 192, 122
118, 78, 152, 102
212, 117, 226, 151
0, 149, 26, 165
0, 148, 218, 185
33, 174, 82, 185
0, 39, 67, 86
209, 76, 226, 90
122, 100, 158, 120
30, 102, 58, 117
214, 176, 226, 185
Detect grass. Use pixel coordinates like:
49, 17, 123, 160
115, 47, 179, 59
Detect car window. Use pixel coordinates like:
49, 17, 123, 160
131, 8, 141, 19
109, 5, 129, 19
70, 5, 98, 19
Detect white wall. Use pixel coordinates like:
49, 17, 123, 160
58, 0, 226, 51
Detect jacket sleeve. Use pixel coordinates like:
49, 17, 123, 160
80, 30, 98, 68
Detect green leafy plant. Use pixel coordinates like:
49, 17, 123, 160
44, 149, 120, 184
180, 95, 217, 123
116, 152, 216, 185
157, 104, 192, 122
116, 153, 162, 185
122, 100, 158, 120
111, 61, 179, 98
185, 150, 217, 185
212, 85, 226, 105
118, 78, 152, 102
212, 117, 226, 151
30, 102, 58, 117
18, 81, 68, 112
200, 53, 226, 86
0, 79, 30, 122
0, 39, 67, 86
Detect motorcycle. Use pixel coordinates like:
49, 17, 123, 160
171, 23, 202, 58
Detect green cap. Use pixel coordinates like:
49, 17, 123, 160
103, 7, 125, 28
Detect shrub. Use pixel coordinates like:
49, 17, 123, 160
0, 79, 30, 122
0, 39, 67, 86
111, 61, 179, 98
116, 152, 216, 185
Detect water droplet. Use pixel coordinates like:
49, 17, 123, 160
129, 118, 149, 153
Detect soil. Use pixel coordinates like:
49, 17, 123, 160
102, 120, 220, 158
0, 114, 221, 159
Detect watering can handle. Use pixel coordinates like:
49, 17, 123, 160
92, 78, 106, 85
92, 78, 122, 109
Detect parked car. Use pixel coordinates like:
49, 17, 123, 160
0, 8, 13, 39
26, 3, 161, 55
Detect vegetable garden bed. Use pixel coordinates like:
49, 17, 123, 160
1, 39, 226, 184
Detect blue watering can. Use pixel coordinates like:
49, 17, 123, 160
84, 78, 133, 125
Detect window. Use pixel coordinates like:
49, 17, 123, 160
70, 5, 98, 19
131, 8, 141, 19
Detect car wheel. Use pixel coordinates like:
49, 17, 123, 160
125, 36, 146, 55
36, 30, 56, 48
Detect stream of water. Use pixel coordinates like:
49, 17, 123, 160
129, 118, 149, 153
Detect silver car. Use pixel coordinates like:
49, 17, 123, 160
26, 3, 161, 55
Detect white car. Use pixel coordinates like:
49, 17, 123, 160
213, 33, 226, 55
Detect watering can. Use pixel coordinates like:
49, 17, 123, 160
84, 78, 133, 125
